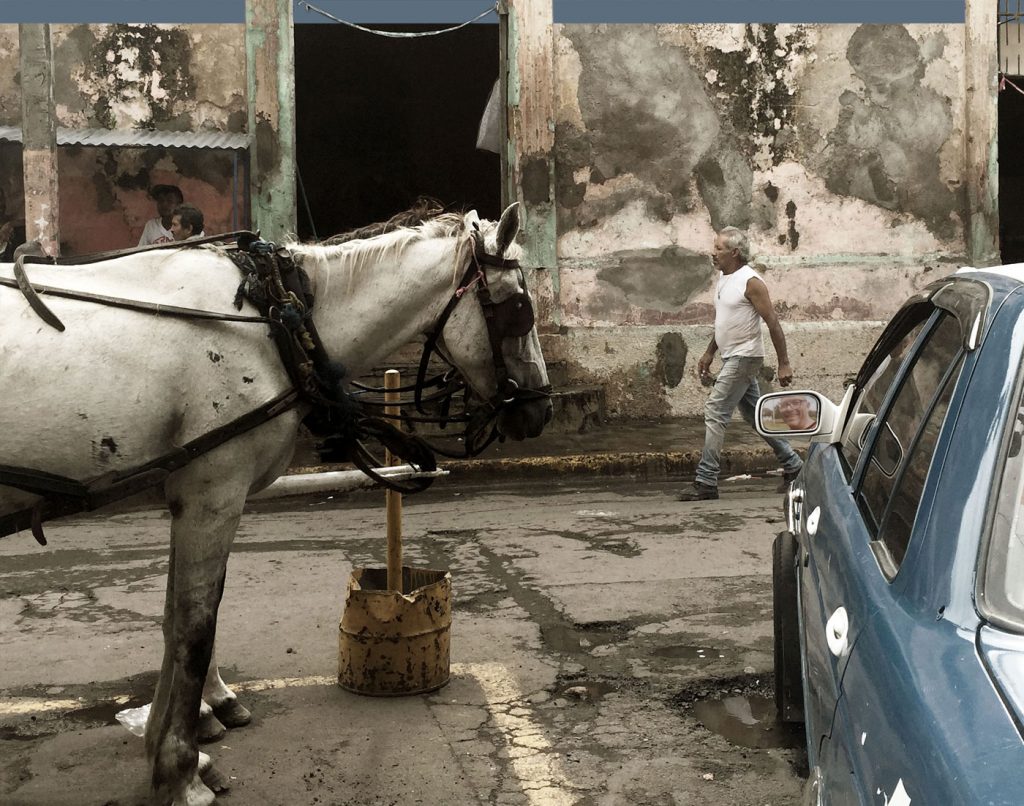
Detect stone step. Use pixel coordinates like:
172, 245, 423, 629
548, 384, 606, 434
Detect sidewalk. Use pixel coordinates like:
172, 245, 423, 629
291, 416, 796, 483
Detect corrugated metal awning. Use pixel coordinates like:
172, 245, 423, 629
0, 126, 249, 150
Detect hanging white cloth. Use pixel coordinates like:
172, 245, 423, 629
476, 79, 502, 153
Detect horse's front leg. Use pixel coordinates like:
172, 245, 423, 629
146, 469, 249, 806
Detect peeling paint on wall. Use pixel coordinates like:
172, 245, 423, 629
0, 26, 20, 126
554, 22, 967, 330
555, 26, 720, 234
815, 25, 960, 240
51, 24, 245, 132
655, 332, 687, 388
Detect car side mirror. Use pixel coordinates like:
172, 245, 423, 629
755, 391, 838, 442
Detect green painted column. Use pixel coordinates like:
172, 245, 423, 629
246, 0, 297, 243
505, 0, 559, 326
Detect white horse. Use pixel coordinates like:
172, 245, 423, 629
0, 203, 551, 805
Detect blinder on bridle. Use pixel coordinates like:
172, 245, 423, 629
486, 291, 535, 339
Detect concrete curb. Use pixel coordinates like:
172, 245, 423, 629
288, 445, 786, 486
445, 447, 782, 480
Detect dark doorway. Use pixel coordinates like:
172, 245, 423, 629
293, 23, 501, 241
999, 79, 1024, 263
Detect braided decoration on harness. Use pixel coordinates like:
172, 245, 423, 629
227, 235, 438, 494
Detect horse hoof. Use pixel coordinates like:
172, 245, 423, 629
212, 698, 251, 728
199, 761, 231, 794
197, 711, 226, 743
179, 774, 217, 806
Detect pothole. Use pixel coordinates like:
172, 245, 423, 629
670, 672, 805, 751
692, 695, 803, 749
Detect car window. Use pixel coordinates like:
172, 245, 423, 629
982, 408, 1024, 633
858, 314, 964, 571
840, 314, 930, 475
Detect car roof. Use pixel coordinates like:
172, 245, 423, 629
956, 264, 1024, 284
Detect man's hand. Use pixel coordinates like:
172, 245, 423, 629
778, 362, 794, 387
697, 350, 714, 383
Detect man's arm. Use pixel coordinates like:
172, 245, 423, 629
745, 277, 793, 387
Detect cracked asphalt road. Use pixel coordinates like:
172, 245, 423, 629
0, 475, 806, 805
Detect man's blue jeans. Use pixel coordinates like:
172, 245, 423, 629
695, 355, 803, 488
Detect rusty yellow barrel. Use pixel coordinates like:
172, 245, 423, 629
338, 565, 451, 696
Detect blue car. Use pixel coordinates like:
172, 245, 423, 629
756, 268, 1024, 806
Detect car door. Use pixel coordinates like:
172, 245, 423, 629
797, 301, 964, 779
820, 313, 966, 804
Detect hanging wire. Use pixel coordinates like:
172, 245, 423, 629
296, 1, 498, 37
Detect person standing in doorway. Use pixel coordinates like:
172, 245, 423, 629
0, 186, 27, 262
678, 226, 803, 501
170, 204, 205, 241
138, 184, 184, 246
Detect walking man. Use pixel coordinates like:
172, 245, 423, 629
678, 226, 803, 501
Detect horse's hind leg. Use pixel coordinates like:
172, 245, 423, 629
204, 642, 252, 728
145, 471, 248, 806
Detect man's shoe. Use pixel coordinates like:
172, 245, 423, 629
677, 481, 719, 501
777, 469, 800, 493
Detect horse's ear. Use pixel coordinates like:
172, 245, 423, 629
495, 202, 520, 256
464, 210, 481, 232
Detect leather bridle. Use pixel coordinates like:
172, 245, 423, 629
351, 230, 551, 457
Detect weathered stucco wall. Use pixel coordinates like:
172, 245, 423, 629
2, 24, 246, 254
0, 27, 19, 127
551, 23, 968, 418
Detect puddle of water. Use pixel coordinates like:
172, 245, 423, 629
653, 644, 725, 661
542, 625, 580, 653
693, 695, 803, 749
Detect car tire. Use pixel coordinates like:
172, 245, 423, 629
773, 530, 805, 723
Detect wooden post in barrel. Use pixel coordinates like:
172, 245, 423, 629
384, 370, 403, 593
337, 367, 452, 696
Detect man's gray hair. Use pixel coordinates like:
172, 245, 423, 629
718, 226, 750, 262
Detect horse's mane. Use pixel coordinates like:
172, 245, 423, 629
289, 206, 472, 283
319, 196, 446, 246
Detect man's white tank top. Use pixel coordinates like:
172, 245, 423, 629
714, 264, 765, 358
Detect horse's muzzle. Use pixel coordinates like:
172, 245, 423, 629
497, 396, 553, 441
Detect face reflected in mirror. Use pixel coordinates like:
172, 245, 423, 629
761, 394, 819, 432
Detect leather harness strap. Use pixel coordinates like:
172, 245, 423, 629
0, 389, 300, 544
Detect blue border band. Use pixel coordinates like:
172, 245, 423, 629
0, 1, 966, 25
553, 2, 965, 24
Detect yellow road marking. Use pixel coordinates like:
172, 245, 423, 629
1, 664, 578, 805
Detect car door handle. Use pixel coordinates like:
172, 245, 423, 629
826, 606, 849, 657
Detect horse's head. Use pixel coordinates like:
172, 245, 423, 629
440, 203, 553, 443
